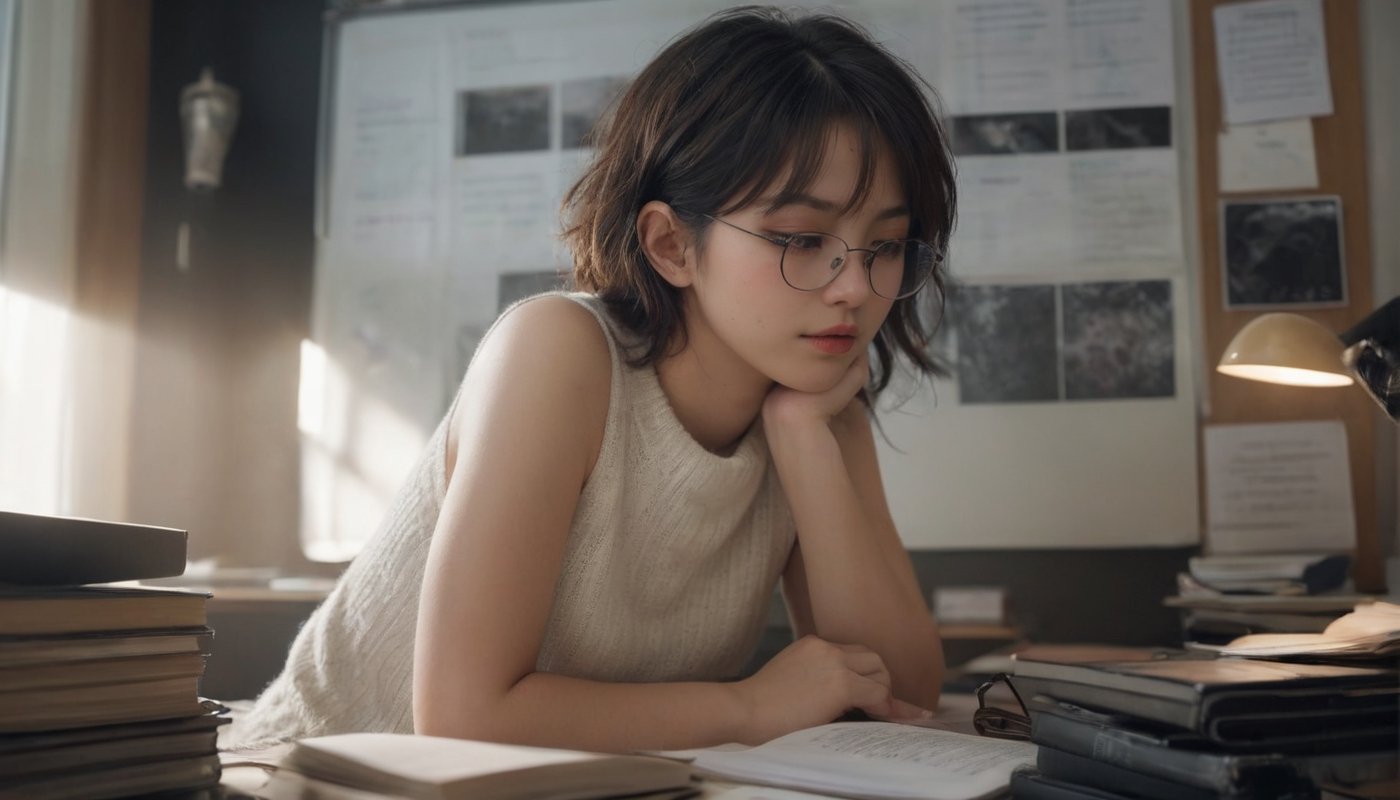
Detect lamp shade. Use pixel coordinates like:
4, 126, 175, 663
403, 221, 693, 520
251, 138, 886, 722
1217, 313, 1353, 387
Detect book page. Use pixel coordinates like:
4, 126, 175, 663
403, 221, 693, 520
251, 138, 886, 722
689, 722, 1035, 800
1220, 601, 1400, 656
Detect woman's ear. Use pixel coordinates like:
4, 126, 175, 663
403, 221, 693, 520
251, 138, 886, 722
636, 201, 695, 288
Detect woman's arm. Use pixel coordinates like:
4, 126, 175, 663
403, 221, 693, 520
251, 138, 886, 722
413, 298, 910, 752
766, 358, 945, 712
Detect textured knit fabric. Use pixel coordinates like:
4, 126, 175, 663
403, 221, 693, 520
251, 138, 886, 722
227, 292, 795, 747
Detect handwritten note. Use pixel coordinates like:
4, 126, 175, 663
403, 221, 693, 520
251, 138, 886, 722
1218, 118, 1319, 192
1204, 421, 1355, 554
1214, 0, 1333, 125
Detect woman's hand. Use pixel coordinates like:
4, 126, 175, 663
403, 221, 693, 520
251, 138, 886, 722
734, 634, 932, 744
762, 353, 869, 432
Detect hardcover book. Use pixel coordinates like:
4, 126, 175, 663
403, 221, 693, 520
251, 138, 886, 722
0, 675, 209, 733
0, 712, 225, 782
2, 752, 221, 799
0, 511, 186, 586
0, 629, 209, 668
0, 651, 206, 692
0, 585, 208, 636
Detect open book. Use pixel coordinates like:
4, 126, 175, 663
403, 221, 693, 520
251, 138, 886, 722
1216, 601, 1400, 658
670, 721, 1036, 800
262, 732, 694, 800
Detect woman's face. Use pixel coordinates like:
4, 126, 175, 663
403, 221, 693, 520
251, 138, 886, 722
684, 122, 905, 394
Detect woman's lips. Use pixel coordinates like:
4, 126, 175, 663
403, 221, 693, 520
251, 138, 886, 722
804, 335, 855, 354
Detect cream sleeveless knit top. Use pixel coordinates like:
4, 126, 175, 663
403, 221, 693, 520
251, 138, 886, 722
228, 293, 795, 747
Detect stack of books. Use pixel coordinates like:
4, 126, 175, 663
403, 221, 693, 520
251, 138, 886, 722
1185, 554, 1353, 596
1167, 554, 1368, 645
1007, 646, 1399, 799
0, 510, 226, 799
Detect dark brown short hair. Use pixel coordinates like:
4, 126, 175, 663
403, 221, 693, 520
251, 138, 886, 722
563, 5, 956, 396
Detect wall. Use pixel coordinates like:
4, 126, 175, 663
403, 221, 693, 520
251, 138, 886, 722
129, 0, 326, 571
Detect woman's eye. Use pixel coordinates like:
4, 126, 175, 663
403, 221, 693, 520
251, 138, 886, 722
874, 240, 907, 260
785, 233, 826, 251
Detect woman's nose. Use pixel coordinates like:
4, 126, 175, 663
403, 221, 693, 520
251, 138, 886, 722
821, 249, 873, 305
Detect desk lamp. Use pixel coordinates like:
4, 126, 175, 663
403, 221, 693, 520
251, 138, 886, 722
1216, 296, 1400, 422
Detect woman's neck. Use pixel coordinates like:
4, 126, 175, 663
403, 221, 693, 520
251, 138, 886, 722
654, 335, 771, 456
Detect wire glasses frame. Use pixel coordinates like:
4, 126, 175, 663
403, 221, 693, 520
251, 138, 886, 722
698, 213, 943, 301
972, 673, 1032, 741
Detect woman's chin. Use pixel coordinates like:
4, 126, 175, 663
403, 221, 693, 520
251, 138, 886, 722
773, 371, 847, 395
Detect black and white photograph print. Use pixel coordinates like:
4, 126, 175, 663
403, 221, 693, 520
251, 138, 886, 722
1223, 197, 1345, 308
561, 75, 630, 150
1065, 106, 1171, 151
497, 270, 569, 313
1061, 280, 1175, 401
949, 283, 1059, 404
950, 112, 1060, 156
456, 84, 552, 156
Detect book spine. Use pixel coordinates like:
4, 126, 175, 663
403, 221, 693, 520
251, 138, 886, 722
1009, 768, 1130, 800
1031, 711, 1284, 793
1014, 676, 1197, 732
1036, 746, 1220, 800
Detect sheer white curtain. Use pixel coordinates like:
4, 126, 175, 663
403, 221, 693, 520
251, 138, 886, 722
0, 0, 89, 515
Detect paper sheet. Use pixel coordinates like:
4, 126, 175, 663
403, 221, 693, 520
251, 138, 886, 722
1213, 0, 1333, 125
1218, 118, 1320, 192
940, 0, 1063, 115
1064, 0, 1175, 109
1204, 421, 1356, 554
951, 150, 1182, 276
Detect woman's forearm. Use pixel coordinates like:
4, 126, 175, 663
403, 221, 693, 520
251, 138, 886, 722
766, 420, 944, 709
416, 671, 754, 752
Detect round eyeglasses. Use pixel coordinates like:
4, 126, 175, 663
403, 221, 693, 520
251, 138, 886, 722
701, 214, 943, 300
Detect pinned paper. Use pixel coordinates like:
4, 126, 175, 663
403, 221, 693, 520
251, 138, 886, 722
1205, 421, 1355, 554
1219, 118, 1319, 193
1214, 0, 1333, 125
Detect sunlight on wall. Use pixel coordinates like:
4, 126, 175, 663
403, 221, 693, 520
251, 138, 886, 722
0, 285, 71, 513
298, 338, 426, 562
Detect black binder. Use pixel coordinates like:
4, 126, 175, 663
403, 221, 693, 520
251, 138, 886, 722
1012, 649, 1399, 749
1035, 745, 1318, 800
1030, 699, 1299, 793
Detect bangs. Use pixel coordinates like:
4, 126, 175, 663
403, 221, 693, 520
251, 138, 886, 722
711, 74, 884, 218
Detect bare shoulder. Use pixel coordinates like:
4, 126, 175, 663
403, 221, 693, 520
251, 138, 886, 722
476, 294, 611, 370
449, 294, 613, 476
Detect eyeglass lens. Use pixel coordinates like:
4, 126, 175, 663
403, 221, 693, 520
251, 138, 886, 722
780, 233, 938, 300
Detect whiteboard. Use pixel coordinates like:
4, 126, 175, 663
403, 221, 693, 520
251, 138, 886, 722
304, 0, 1200, 558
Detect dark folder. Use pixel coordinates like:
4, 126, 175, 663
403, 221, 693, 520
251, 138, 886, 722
1035, 745, 1318, 800
1012, 648, 1399, 749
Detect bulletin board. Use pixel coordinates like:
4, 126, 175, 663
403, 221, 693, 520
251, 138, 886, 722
303, 0, 1203, 556
1190, 0, 1381, 590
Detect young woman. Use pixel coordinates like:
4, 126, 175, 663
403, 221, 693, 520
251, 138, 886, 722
231, 5, 956, 753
